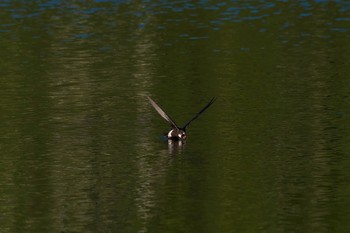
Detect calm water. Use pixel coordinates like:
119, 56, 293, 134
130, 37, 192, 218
1, 1, 350, 232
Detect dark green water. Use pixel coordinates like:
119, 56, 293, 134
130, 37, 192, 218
1, 1, 350, 232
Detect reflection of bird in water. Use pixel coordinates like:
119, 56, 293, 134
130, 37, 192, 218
168, 139, 186, 154
147, 96, 216, 140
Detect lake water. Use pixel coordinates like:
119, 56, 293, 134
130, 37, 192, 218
1, 1, 350, 232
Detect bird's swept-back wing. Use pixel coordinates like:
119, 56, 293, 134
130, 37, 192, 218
148, 96, 179, 129
183, 97, 216, 130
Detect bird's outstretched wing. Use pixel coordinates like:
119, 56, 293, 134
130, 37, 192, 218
147, 96, 179, 129
183, 97, 216, 130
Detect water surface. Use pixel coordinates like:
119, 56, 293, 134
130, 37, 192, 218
1, 1, 350, 232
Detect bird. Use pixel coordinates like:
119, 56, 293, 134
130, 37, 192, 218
147, 96, 216, 140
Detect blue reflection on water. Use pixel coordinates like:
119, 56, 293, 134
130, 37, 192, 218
331, 28, 349, 32
74, 33, 91, 39
1, 0, 349, 41
300, 13, 312, 17
336, 17, 350, 21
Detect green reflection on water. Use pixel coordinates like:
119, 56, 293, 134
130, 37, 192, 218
1, 1, 350, 233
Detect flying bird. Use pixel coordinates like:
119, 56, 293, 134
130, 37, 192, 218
148, 96, 216, 140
